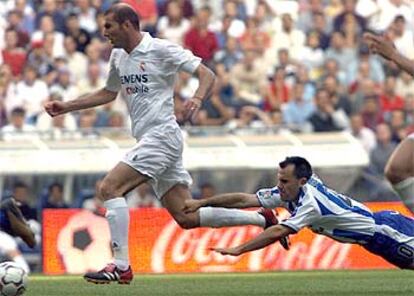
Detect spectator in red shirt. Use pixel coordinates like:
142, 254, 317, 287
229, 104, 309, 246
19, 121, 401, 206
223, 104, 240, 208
380, 76, 405, 115
184, 6, 218, 68
1, 29, 27, 78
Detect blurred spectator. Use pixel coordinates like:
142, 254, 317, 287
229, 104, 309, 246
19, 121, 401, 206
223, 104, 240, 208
253, 0, 280, 40
76, 62, 104, 94
368, 123, 397, 176
1, 29, 27, 77
35, 0, 66, 33
361, 95, 384, 131
11, 0, 36, 34
264, 66, 289, 111
389, 15, 414, 59
32, 14, 65, 58
11, 182, 37, 221
324, 0, 343, 19
84, 42, 107, 78
347, 45, 385, 86
295, 65, 316, 102
297, 0, 328, 33
78, 109, 98, 131
308, 88, 347, 132
0, 64, 19, 117
309, 11, 331, 50
36, 92, 77, 134
239, 17, 270, 55
63, 35, 88, 82
73, 0, 98, 34
184, 6, 218, 67
321, 58, 347, 88
368, 0, 413, 32
1, 107, 36, 141
43, 183, 69, 209
15, 65, 49, 121
230, 50, 267, 107
107, 111, 125, 128
275, 49, 297, 84
333, 0, 366, 34
282, 82, 315, 132
325, 31, 357, 73
122, 0, 158, 36
196, 79, 234, 126
156, 0, 190, 45
388, 109, 406, 143
6, 10, 30, 48
214, 37, 244, 71
213, 0, 247, 40
349, 113, 376, 153
323, 74, 352, 116
395, 71, 414, 99
49, 68, 78, 101
266, 13, 305, 63
159, 0, 194, 19
64, 12, 91, 53
26, 40, 53, 77
297, 30, 324, 80
379, 76, 404, 116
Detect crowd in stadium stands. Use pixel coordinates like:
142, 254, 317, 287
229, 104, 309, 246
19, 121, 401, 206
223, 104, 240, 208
1, 1, 414, 211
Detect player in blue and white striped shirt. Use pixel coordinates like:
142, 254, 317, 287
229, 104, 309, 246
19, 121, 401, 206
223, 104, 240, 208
184, 156, 414, 269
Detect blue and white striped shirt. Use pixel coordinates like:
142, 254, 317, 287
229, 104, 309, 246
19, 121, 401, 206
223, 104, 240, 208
256, 175, 376, 244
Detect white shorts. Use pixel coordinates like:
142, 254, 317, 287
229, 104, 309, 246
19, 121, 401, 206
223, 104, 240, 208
122, 122, 192, 199
408, 133, 414, 140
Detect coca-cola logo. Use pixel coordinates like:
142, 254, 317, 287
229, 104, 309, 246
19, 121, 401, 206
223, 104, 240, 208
151, 218, 351, 273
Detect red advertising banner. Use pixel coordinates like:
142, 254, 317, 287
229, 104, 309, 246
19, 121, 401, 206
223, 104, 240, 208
42, 202, 412, 274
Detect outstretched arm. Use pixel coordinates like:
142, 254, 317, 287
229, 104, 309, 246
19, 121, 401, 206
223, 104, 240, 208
364, 32, 414, 76
44, 88, 118, 117
183, 193, 260, 213
213, 224, 294, 256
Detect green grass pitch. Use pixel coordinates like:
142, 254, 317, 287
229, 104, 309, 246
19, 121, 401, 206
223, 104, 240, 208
27, 270, 413, 296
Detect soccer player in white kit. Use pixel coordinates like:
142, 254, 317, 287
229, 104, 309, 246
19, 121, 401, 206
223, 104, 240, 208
364, 32, 414, 214
45, 4, 285, 284
184, 157, 414, 269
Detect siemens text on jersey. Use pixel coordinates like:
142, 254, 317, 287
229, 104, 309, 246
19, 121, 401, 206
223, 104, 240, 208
121, 74, 149, 94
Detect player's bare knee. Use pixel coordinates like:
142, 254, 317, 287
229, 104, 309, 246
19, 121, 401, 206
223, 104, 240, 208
385, 163, 409, 184
174, 214, 198, 230
98, 181, 121, 201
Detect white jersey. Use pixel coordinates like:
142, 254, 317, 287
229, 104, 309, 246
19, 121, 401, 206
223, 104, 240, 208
256, 175, 376, 244
105, 32, 201, 139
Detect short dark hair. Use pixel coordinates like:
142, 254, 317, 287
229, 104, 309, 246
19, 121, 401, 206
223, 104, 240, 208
48, 182, 63, 193
11, 107, 26, 117
279, 156, 313, 180
105, 4, 140, 30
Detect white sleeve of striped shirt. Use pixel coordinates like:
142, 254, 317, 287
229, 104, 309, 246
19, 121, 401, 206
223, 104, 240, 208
255, 187, 284, 209
279, 196, 320, 233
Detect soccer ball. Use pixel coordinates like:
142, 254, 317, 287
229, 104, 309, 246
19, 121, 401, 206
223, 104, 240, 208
0, 262, 27, 296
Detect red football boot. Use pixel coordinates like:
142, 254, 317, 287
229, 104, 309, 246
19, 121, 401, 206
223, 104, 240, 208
84, 263, 133, 284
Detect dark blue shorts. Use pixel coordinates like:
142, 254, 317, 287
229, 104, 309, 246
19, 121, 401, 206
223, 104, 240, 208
363, 211, 414, 269
0, 209, 12, 234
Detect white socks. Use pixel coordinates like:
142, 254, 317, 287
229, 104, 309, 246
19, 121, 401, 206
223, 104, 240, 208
199, 207, 265, 228
393, 177, 414, 214
104, 197, 130, 270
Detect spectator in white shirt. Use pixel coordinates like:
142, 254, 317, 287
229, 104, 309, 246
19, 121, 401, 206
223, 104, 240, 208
1, 107, 36, 141
350, 113, 377, 153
